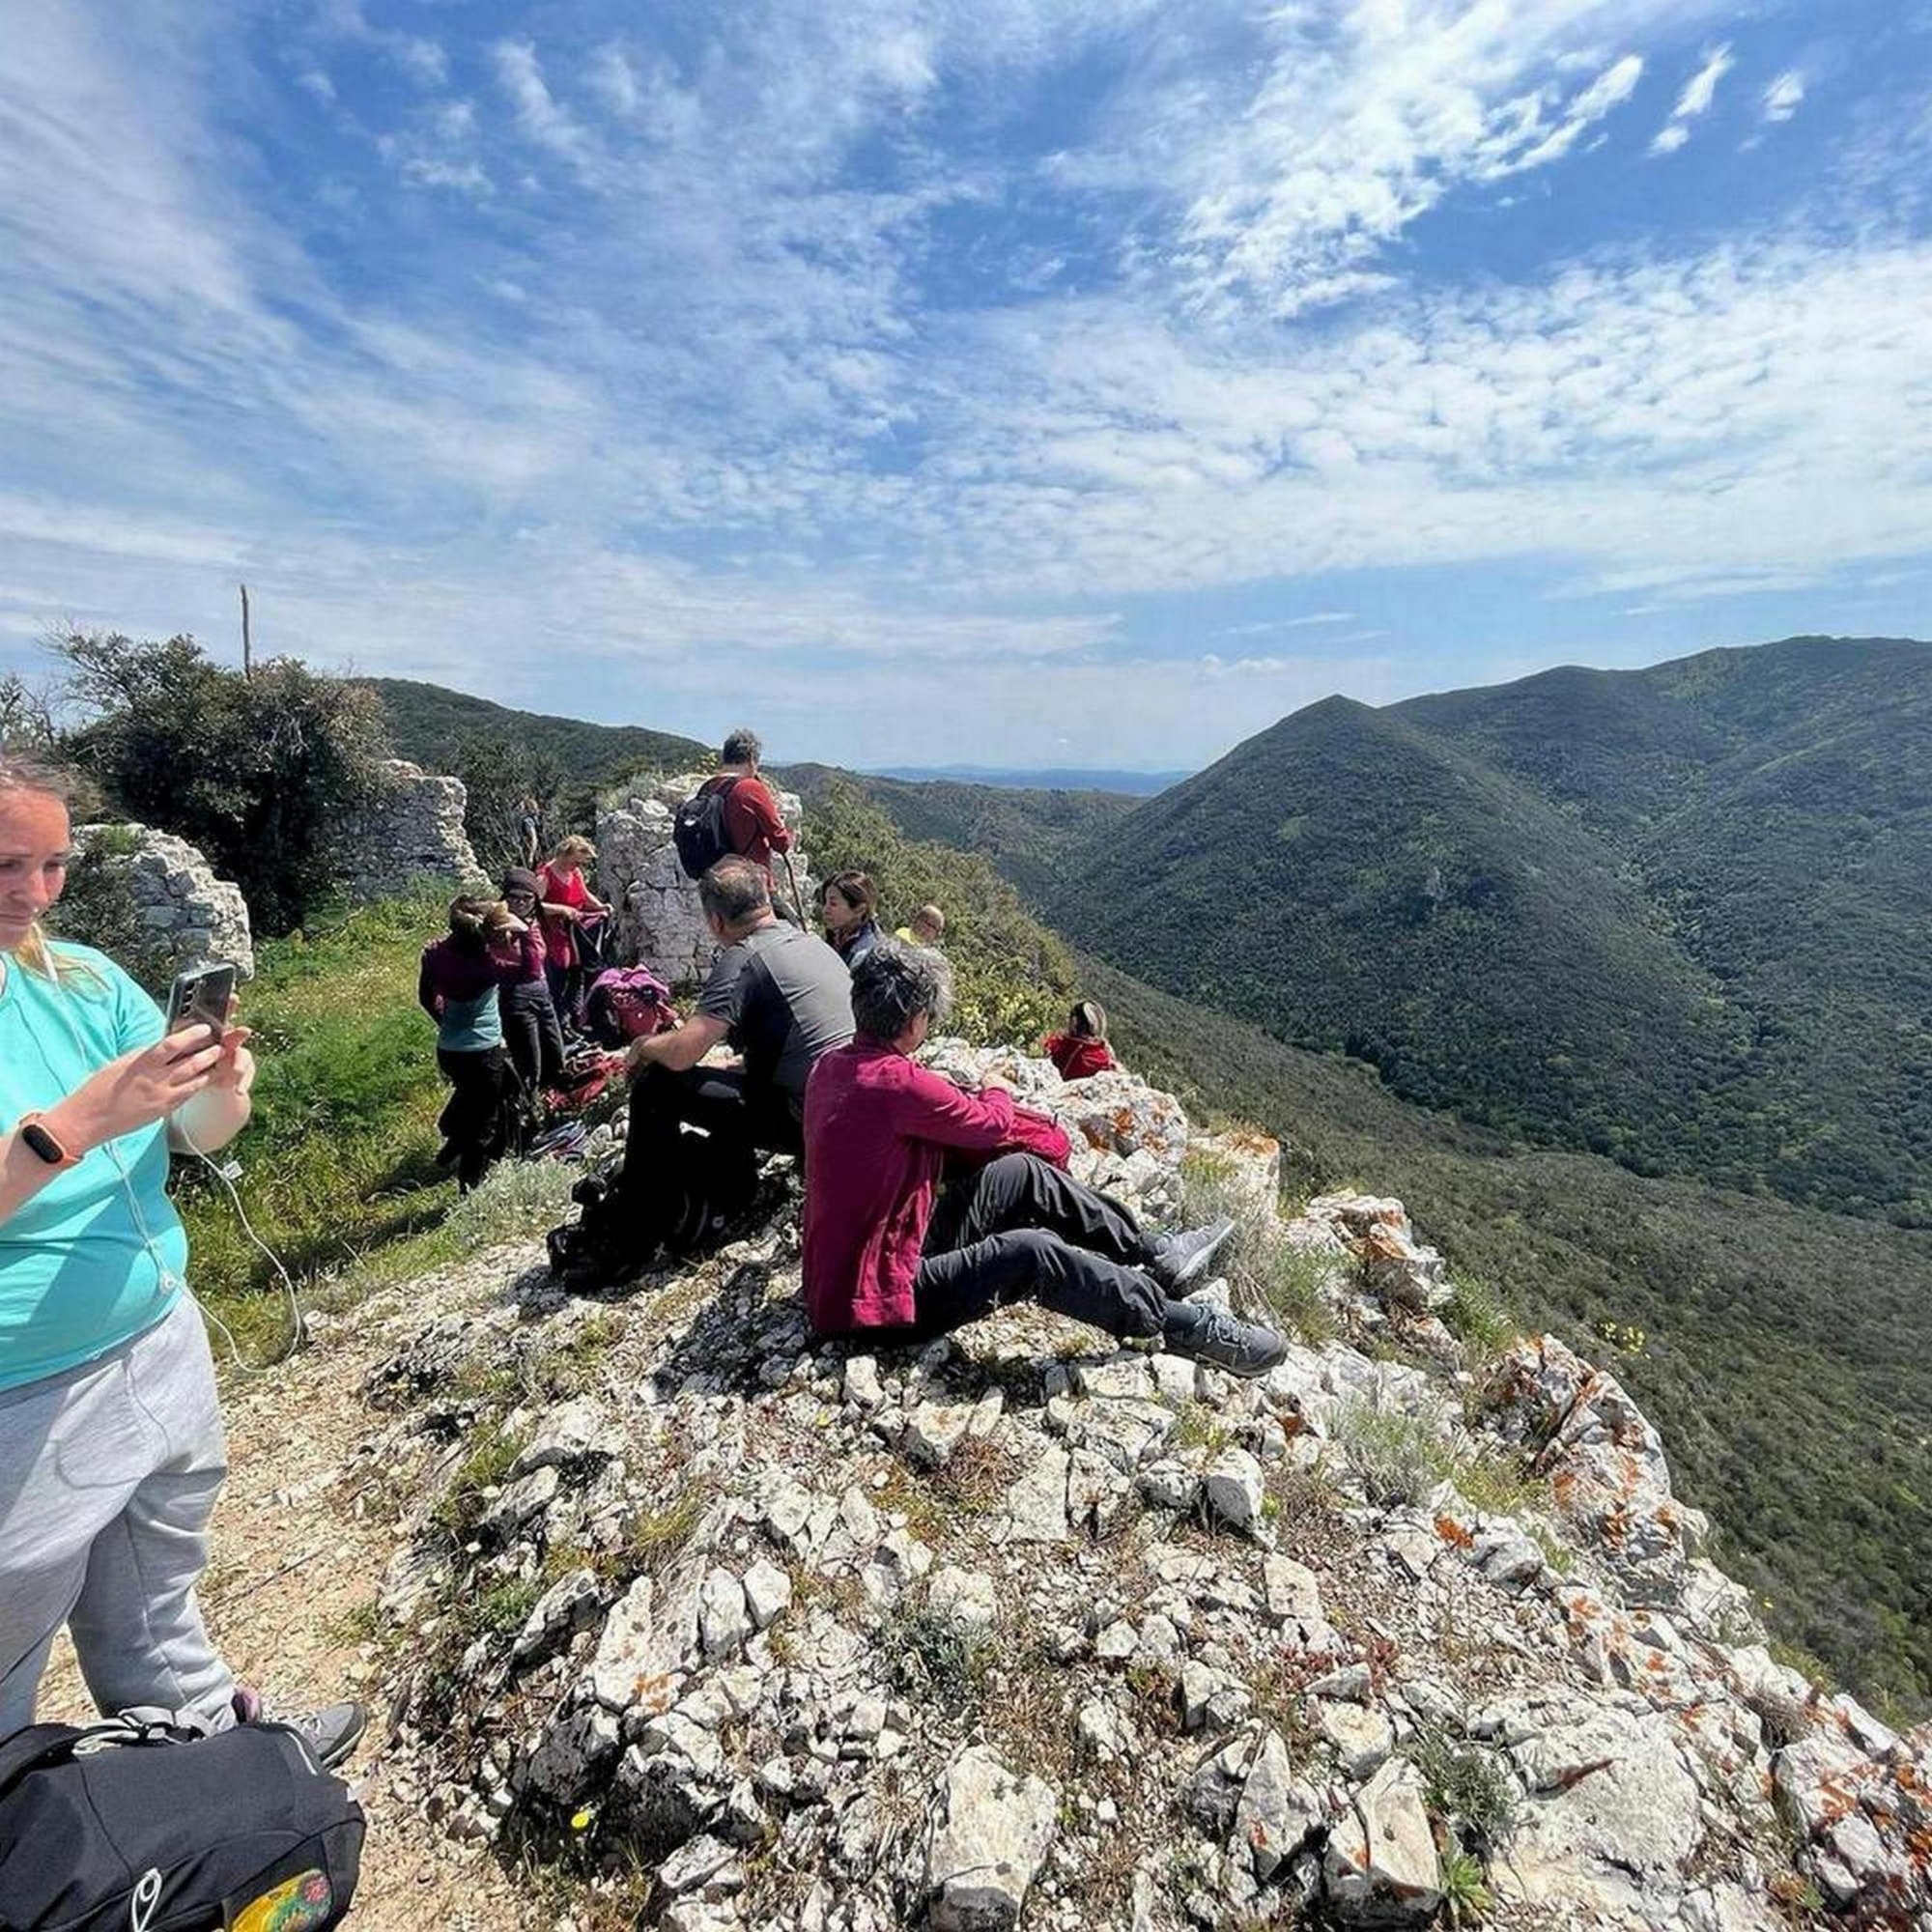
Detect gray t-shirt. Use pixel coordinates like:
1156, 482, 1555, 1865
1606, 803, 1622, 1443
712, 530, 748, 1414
697, 921, 855, 1102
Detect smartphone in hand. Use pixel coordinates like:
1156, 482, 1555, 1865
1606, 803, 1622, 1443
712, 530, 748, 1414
163, 961, 240, 1038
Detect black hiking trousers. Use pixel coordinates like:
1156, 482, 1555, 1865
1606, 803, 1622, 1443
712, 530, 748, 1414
618, 1064, 801, 1235
899, 1152, 1168, 1344
502, 980, 566, 1095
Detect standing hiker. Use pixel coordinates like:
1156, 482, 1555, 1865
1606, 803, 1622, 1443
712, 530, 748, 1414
0, 746, 364, 1762
418, 896, 524, 1189
537, 835, 611, 1030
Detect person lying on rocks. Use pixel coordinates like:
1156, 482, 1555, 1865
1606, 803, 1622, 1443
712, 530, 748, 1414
801, 942, 1288, 1376
614, 857, 853, 1260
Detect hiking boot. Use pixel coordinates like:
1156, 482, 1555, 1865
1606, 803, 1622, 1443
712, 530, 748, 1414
1160, 1298, 1288, 1379
1148, 1217, 1236, 1293
232, 1689, 368, 1771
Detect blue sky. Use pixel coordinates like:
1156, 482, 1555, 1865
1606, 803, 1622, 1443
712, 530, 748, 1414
3, 0, 1930, 770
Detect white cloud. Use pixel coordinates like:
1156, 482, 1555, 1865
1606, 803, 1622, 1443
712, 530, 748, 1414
493, 39, 598, 168
5, 0, 1931, 767
1651, 42, 1734, 153
1763, 70, 1806, 123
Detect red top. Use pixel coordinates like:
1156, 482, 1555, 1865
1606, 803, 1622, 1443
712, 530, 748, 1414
803, 1039, 1017, 1332
538, 863, 592, 969
1044, 1033, 1116, 1081
708, 774, 794, 877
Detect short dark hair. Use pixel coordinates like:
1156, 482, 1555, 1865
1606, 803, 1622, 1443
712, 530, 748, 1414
722, 727, 761, 767
851, 940, 953, 1042
819, 869, 878, 920
699, 855, 771, 926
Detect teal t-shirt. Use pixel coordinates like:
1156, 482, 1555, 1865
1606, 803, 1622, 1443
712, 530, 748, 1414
0, 944, 188, 1390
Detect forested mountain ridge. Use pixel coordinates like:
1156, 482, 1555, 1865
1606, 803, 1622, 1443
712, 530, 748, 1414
1041, 637, 1932, 1225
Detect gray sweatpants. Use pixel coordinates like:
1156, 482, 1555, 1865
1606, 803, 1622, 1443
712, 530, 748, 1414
0, 1295, 236, 1738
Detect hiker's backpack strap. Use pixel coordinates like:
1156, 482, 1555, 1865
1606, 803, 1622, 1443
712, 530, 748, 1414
0, 1720, 140, 1800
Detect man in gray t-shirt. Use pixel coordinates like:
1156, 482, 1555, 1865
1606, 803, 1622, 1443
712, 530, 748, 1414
696, 920, 857, 1105
615, 858, 854, 1250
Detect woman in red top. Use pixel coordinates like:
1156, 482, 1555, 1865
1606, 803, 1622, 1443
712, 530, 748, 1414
1043, 999, 1117, 1081
538, 835, 611, 1029
802, 945, 1287, 1375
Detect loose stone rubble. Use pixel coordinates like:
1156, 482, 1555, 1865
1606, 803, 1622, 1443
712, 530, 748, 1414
329, 1041, 1930, 1929
595, 772, 814, 988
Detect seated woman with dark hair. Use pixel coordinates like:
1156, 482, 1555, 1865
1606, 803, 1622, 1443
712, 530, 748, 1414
801, 942, 1287, 1374
818, 870, 881, 971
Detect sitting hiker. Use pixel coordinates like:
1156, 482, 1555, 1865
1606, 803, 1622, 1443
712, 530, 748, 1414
418, 896, 524, 1189
819, 869, 882, 971
802, 944, 1287, 1375
894, 902, 945, 947
1043, 999, 1117, 1081
498, 867, 566, 1094
616, 857, 853, 1256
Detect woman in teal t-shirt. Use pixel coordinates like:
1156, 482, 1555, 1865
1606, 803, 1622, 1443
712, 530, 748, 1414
0, 749, 362, 1765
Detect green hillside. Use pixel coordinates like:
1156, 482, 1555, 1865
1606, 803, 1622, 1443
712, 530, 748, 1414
361, 677, 710, 792
1044, 638, 1932, 1226
783, 764, 1134, 903
1077, 953, 1932, 1717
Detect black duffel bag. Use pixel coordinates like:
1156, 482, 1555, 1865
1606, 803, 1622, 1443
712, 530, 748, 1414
0, 1713, 363, 1931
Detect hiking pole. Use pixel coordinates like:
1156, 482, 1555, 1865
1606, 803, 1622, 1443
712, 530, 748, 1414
780, 850, 807, 928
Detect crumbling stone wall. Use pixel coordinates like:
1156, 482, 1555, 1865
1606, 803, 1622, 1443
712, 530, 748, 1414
338, 759, 484, 900
595, 773, 813, 988
64, 824, 256, 983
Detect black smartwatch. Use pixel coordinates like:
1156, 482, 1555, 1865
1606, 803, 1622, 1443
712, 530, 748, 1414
16, 1113, 81, 1170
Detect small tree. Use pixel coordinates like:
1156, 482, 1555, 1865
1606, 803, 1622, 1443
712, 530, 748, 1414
55, 631, 392, 932
454, 730, 570, 873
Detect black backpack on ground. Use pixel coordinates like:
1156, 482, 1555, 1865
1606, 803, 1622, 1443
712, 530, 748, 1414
670, 777, 739, 880
0, 1713, 363, 1931
546, 1130, 761, 1286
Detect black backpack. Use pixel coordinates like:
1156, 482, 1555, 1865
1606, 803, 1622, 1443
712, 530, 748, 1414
0, 1715, 363, 1931
670, 777, 739, 880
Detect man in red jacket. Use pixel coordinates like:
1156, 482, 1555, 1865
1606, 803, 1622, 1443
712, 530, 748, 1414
802, 944, 1288, 1374
694, 727, 795, 884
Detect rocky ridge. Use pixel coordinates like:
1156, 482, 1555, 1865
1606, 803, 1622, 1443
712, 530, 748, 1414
338, 1047, 1931, 1930
595, 773, 814, 988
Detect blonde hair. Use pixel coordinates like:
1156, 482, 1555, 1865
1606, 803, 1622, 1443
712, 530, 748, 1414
552, 835, 596, 867
0, 745, 97, 988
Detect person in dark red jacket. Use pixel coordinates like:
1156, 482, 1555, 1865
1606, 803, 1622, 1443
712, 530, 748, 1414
693, 727, 795, 885
1043, 1000, 1117, 1081
802, 945, 1288, 1375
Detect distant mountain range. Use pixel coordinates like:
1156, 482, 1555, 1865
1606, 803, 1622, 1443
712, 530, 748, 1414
864, 763, 1187, 795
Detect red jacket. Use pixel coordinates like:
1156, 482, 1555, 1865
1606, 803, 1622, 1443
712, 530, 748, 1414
803, 1039, 1019, 1332
1044, 1033, 1116, 1081
705, 774, 794, 877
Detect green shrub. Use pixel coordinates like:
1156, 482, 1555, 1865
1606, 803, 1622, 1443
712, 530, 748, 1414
55, 631, 391, 932
876, 1600, 993, 1711
1179, 1150, 1337, 1344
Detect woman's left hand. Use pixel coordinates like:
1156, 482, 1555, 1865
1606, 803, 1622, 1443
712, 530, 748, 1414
205, 996, 255, 1095
205, 1028, 256, 1095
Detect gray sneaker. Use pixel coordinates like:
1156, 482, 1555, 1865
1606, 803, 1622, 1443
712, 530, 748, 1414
1161, 1298, 1288, 1378
234, 1689, 368, 1771
1149, 1217, 1237, 1293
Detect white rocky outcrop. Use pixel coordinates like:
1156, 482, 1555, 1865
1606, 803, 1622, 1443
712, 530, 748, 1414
73, 822, 256, 980
329, 1048, 1929, 1930
595, 771, 812, 989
